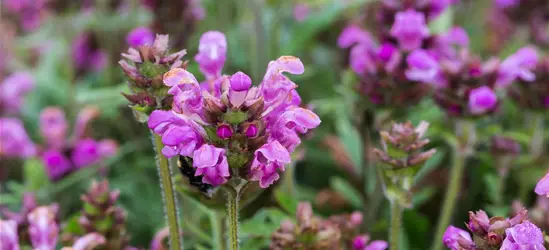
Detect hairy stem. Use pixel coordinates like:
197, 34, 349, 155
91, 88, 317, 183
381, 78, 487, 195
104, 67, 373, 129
390, 201, 403, 250
225, 186, 240, 250
432, 149, 466, 250
152, 133, 183, 250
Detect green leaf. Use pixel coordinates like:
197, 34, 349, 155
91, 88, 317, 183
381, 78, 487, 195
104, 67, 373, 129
62, 214, 85, 235
403, 210, 431, 249
274, 190, 298, 215
483, 173, 499, 204
240, 208, 288, 239
330, 177, 363, 209
335, 116, 363, 172
223, 110, 248, 124
412, 186, 437, 207
24, 159, 50, 191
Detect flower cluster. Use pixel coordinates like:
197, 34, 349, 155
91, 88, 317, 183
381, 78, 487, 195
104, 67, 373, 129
119, 34, 186, 113
374, 121, 436, 206
147, 31, 321, 188
491, 0, 549, 47
443, 209, 546, 249
61, 180, 133, 250
0, 72, 35, 115
270, 202, 387, 250
338, 0, 458, 107
39, 107, 118, 181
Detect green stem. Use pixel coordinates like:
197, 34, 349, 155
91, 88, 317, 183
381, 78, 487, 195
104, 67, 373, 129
152, 133, 183, 250
390, 201, 403, 250
209, 211, 225, 250
528, 113, 544, 160
225, 186, 240, 250
431, 150, 466, 250
283, 161, 297, 197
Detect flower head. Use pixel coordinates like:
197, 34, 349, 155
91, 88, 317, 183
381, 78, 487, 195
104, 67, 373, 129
0, 118, 36, 158
390, 10, 430, 51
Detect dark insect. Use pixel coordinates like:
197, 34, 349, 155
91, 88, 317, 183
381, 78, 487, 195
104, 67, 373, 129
177, 156, 214, 196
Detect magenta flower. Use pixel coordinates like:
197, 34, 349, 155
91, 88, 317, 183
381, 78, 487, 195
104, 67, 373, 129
3, 0, 46, 31
497, 47, 538, 88
150, 227, 169, 250
69, 233, 106, 250
337, 25, 374, 49
192, 144, 230, 186
442, 226, 474, 250
535, 171, 549, 197
0, 118, 36, 158
126, 27, 155, 47
148, 110, 205, 157
495, 0, 520, 8
40, 107, 68, 150
0, 220, 20, 250
72, 33, 107, 72
194, 31, 227, 80
468, 86, 498, 115
42, 150, 73, 181
0, 72, 34, 115
293, 3, 310, 22
390, 10, 430, 51
229, 71, 252, 107
406, 49, 445, 87
28, 205, 59, 250
249, 141, 291, 188
501, 221, 546, 250
71, 139, 101, 169
351, 235, 389, 250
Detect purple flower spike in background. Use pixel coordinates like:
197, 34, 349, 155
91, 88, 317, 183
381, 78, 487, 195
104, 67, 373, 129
40, 107, 68, 150
42, 150, 73, 181
406, 49, 444, 87
28, 205, 59, 250
337, 25, 374, 49
501, 221, 546, 250
0, 219, 20, 250
468, 86, 498, 115
293, 3, 310, 22
126, 27, 155, 47
71, 139, 100, 169
535, 171, 549, 197
390, 10, 429, 51
195, 31, 227, 80
0, 118, 36, 159
0, 71, 34, 115
497, 47, 538, 88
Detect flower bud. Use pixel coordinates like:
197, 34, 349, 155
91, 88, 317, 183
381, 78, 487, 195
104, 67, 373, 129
216, 124, 233, 139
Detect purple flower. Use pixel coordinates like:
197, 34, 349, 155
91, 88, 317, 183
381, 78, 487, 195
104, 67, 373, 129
229, 71, 252, 107
192, 144, 230, 186
337, 25, 374, 49
293, 3, 310, 22
28, 205, 59, 250
261, 56, 304, 110
501, 221, 545, 250
270, 107, 321, 152
150, 227, 169, 250
0, 220, 20, 250
126, 27, 155, 47
73, 106, 100, 140
71, 139, 101, 169
468, 210, 491, 235
97, 139, 118, 158
406, 49, 445, 87
349, 43, 376, 74
535, 171, 549, 197
148, 110, 205, 157
72, 33, 107, 72
195, 31, 227, 80
495, 0, 520, 9
352, 235, 389, 250
249, 140, 291, 188
429, 0, 453, 19
42, 150, 73, 181
70, 233, 106, 250
468, 86, 498, 115
0, 118, 36, 158
163, 68, 204, 117
390, 10, 430, 51
433, 27, 469, 59
40, 107, 68, 149
497, 47, 538, 88
443, 226, 474, 250
0, 71, 34, 114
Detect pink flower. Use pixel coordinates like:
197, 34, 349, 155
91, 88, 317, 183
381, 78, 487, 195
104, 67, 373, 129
261, 56, 304, 111
535, 171, 549, 197
390, 10, 430, 51
40, 107, 68, 150
126, 27, 155, 47
468, 86, 498, 115
352, 234, 389, 250
70, 233, 106, 250
148, 110, 205, 157
71, 139, 101, 169
249, 141, 291, 188
0, 118, 36, 158
0, 71, 34, 115
293, 3, 310, 22
28, 205, 59, 250
195, 31, 227, 80
442, 226, 473, 250
497, 47, 538, 88
0, 220, 20, 250
192, 144, 230, 186
42, 150, 73, 181
406, 49, 445, 87
229, 71, 252, 107
163, 68, 204, 117
501, 221, 545, 250
150, 227, 169, 250
270, 107, 321, 152
337, 25, 374, 49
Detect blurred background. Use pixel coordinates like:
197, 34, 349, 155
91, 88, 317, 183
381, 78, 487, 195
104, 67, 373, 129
1, 0, 548, 249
